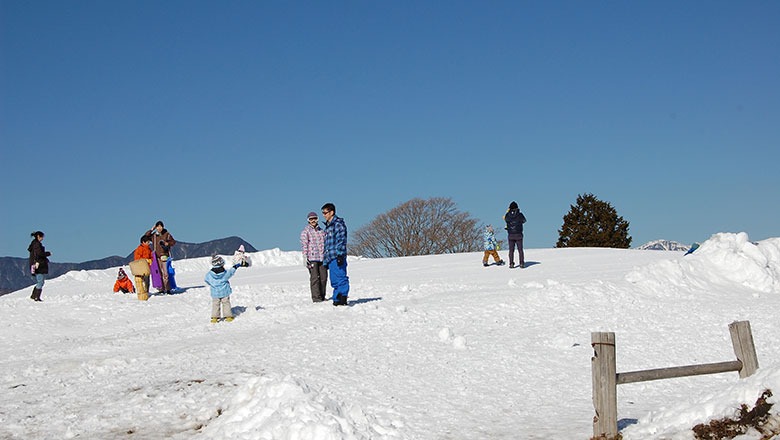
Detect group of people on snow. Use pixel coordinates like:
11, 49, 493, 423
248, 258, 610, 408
123, 221, 178, 301
299, 203, 350, 306
27, 201, 522, 316
482, 201, 527, 268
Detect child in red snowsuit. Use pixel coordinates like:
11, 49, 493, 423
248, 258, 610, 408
114, 268, 135, 294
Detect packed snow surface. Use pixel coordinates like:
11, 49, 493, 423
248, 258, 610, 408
1, 233, 779, 439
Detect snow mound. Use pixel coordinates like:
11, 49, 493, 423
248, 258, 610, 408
201, 375, 402, 440
172, 248, 304, 273
627, 233, 780, 294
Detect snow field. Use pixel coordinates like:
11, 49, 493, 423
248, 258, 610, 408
1, 232, 779, 439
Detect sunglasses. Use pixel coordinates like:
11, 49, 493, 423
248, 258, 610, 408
308, 218, 318, 221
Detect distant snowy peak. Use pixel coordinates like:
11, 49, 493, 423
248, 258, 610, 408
636, 240, 690, 252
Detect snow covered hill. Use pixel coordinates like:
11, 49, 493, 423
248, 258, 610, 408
1, 234, 779, 439
636, 239, 691, 252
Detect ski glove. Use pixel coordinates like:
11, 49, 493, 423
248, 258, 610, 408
336, 255, 345, 266
233, 264, 241, 269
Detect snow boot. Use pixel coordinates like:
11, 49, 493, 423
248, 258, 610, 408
497, 260, 505, 266
31, 288, 42, 302
483, 262, 489, 267
225, 317, 234, 322
210, 318, 219, 323
509, 263, 515, 269
332, 295, 348, 306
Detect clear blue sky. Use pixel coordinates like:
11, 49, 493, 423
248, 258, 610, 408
2, 1, 778, 262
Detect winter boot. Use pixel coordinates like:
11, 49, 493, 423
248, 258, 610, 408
332, 295, 348, 306
225, 317, 234, 322
509, 263, 515, 269
483, 261, 489, 267
31, 288, 42, 302
210, 318, 219, 323
497, 260, 505, 266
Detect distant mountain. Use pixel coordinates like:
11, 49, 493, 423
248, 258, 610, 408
636, 240, 690, 252
0, 237, 256, 296
168, 237, 257, 260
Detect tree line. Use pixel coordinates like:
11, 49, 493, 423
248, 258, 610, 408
349, 194, 631, 258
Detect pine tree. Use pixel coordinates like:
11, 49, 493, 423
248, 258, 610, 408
556, 193, 632, 248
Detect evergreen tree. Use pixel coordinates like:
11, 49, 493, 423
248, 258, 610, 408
556, 193, 632, 248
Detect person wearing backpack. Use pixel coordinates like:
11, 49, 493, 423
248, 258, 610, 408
503, 201, 527, 269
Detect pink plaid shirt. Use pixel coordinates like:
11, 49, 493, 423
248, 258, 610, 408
300, 224, 326, 262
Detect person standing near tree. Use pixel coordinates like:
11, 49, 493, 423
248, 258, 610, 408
321, 203, 349, 306
300, 211, 328, 302
145, 220, 176, 294
504, 201, 527, 269
28, 231, 51, 302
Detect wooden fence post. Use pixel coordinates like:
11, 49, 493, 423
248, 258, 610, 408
592, 332, 618, 440
729, 321, 759, 378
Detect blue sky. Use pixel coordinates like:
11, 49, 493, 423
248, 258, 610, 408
2, 1, 778, 262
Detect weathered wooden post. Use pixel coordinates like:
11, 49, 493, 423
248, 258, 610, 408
591, 332, 618, 440
729, 320, 759, 378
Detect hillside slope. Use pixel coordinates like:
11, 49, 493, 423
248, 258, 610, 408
1, 234, 779, 439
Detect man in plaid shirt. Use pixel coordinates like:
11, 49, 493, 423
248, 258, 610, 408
321, 203, 350, 306
300, 211, 327, 302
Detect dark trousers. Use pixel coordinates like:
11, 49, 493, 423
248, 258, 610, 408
508, 235, 524, 266
308, 261, 328, 302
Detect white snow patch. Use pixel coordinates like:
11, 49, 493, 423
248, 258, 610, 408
201, 375, 401, 439
3, 242, 780, 439
627, 233, 780, 293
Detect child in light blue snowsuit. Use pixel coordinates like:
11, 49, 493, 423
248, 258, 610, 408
483, 225, 505, 267
205, 255, 241, 323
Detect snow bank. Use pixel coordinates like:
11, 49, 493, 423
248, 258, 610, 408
626, 233, 780, 294
622, 364, 780, 439
171, 248, 304, 274
201, 375, 402, 440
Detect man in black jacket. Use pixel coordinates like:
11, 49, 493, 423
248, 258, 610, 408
504, 201, 527, 269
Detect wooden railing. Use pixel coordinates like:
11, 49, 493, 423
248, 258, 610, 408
591, 320, 759, 440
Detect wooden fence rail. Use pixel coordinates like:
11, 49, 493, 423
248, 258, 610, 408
591, 320, 759, 440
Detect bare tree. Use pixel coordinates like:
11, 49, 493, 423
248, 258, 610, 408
350, 197, 483, 258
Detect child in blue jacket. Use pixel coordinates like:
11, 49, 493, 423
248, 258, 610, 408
205, 255, 241, 323
483, 225, 505, 267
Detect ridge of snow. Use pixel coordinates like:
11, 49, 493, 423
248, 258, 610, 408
200, 374, 402, 439
627, 232, 780, 294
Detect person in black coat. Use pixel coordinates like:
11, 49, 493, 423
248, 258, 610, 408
503, 201, 527, 268
28, 231, 51, 301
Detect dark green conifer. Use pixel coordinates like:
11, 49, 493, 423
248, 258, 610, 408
556, 193, 632, 248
